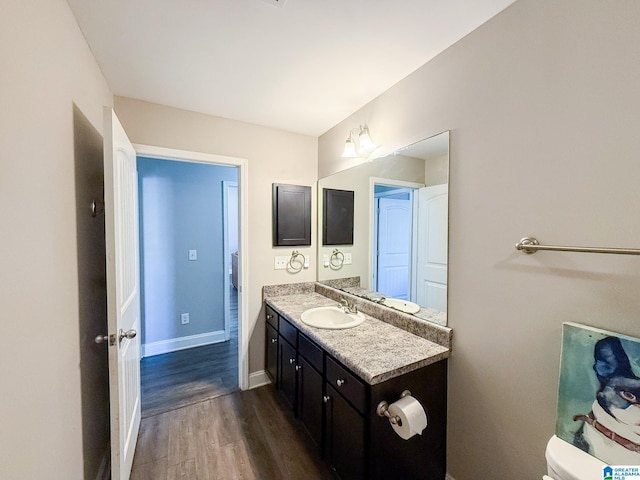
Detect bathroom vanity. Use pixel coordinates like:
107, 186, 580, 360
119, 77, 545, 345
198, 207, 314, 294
263, 283, 451, 480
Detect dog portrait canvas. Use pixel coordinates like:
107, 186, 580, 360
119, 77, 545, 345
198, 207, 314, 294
557, 322, 640, 465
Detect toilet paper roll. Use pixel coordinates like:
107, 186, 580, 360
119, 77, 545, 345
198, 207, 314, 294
388, 395, 428, 440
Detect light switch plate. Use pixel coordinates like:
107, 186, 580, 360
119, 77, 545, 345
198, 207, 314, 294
181, 313, 190, 325
188, 249, 197, 261
274, 255, 290, 270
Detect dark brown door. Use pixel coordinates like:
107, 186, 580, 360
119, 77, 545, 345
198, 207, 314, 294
297, 356, 323, 447
278, 338, 297, 410
265, 323, 278, 384
324, 384, 365, 479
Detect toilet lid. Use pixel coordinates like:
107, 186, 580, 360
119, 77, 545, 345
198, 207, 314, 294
546, 435, 604, 480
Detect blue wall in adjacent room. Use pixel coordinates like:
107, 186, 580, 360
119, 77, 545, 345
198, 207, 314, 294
137, 157, 238, 348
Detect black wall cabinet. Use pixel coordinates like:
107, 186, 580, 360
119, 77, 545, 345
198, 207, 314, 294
322, 188, 354, 245
272, 183, 311, 246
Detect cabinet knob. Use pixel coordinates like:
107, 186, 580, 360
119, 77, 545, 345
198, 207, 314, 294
270, 338, 277, 343
295, 365, 302, 372
336, 379, 345, 387
289, 358, 296, 364
266, 314, 272, 320
323, 395, 331, 403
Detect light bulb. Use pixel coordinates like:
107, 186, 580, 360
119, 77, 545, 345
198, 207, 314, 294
341, 138, 357, 158
358, 127, 375, 154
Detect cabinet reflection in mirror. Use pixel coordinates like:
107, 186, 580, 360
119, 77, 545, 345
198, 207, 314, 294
317, 131, 449, 326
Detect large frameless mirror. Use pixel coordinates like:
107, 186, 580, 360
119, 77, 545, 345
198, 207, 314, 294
317, 131, 449, 326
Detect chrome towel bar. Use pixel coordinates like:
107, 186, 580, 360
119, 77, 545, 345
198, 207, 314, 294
516, 237, 640, 256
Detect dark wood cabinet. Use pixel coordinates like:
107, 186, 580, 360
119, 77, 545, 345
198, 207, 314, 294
368, 361, 447, 480
265, 323, 278, 383
324, 384, 366, 479
322, 188, 354, 246
265, 302, 447, 480
297, 355, 323, 447
272, 183, 311, 246
265, 306, 279, 384
326, 356, 366, 414
278, 337, 297, 410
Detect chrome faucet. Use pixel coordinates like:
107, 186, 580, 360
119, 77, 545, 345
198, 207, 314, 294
339, 298, 358, 314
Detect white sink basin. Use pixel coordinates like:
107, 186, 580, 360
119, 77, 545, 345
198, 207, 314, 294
300, 306, 365, 329
381, 298, 421, 314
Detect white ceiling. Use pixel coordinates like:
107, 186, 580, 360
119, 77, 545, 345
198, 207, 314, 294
66, 0, 516, 137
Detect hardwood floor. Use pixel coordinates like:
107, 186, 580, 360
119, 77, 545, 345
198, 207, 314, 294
133, 285, 333, 479
130, 386, 335, 480
140, 342, 239, 418
140, 284, 239, 418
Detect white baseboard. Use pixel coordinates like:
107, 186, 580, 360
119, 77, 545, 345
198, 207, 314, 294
248, 370, 271, 389
142, 330, 226, 357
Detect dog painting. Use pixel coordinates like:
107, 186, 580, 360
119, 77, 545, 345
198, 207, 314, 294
556, 323, 640, 465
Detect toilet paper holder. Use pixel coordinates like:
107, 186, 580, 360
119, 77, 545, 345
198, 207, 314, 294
376, 389, 412, 426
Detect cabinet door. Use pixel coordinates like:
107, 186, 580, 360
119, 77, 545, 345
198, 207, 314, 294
278, 337, 297, 410
297, 356, 323, 447
324, 384, 365, 480
272, 183, 311, 246
265, 323, 278, 384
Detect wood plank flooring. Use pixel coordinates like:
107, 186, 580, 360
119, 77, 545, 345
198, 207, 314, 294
133, 285, 333, 478
130, 386, 335, 480
140, 341, 239, 418
140, 284, 239, 418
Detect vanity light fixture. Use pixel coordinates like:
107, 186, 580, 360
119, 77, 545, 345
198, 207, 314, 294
357, 125, 375, 154
340, 125, 377, 158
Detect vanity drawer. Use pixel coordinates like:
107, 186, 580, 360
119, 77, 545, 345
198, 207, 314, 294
326, 356, 366, 414
279, 317, 298, 347
298, 333, 323, 372
265, 305, 278, 329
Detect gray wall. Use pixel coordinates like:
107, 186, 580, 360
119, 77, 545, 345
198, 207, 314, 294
1, 1, 113, 477
317, 155, 425, 285
138, 157, 238, 345
114, 96, 318, 374
318, 1, 640, 478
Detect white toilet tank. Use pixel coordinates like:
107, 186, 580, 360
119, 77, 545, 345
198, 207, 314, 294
545, 435, 604, 480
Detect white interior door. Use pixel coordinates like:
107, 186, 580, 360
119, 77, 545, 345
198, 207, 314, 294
416, 184, 448, 311
376, 197, 412, 299
104, 107, 141, 480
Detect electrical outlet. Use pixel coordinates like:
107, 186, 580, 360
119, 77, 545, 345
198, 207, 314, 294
181, 313, 190, 325
344, 253, 352, 265
274, 255, 290, 270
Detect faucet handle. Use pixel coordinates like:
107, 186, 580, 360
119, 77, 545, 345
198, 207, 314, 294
338, 298, 358, 314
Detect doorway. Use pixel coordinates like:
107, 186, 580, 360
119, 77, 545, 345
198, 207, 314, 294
134, 147, 246, 417
370, 177, 425, 302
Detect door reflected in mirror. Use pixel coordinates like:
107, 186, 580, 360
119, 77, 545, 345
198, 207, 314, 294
317, 131, 449, 326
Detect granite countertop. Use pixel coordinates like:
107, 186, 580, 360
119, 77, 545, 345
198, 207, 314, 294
340, 286, 447, 326
265, 292, 450, 386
